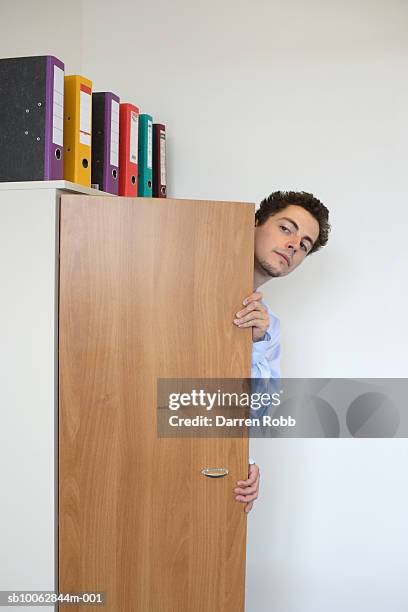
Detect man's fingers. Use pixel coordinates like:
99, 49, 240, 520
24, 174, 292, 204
235, 492, 258, 503
236, 318, 267, 329
235, 301, 267, 318
237, 473, 260, 487
235, 465, 259, 512
249, 464, 260, 477
235, 311, 268, 325
235, 293, 269, 334
237, 464, 260, 485
242, 291, 263, 306
234, 485, 257, 496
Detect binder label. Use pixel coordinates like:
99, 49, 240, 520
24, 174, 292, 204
110, 99, 119, 167
79, 84, 91, 146
160, 131, 166, 186
52, 66, 64, 146
130, 111, 139, 164
147, 119, 153, 170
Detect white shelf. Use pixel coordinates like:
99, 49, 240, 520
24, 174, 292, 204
0, 180, 116, 196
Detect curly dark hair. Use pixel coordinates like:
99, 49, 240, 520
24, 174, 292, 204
255, 191, 331, 255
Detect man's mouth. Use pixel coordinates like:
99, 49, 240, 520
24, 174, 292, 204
276, 251, 290, 266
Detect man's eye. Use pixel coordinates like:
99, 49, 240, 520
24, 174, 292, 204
301, 242, 308, 253
280, 225, 289, 233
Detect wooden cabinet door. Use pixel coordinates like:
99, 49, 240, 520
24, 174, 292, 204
59, 196, 254, 611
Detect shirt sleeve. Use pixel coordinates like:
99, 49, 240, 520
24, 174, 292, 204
251, 306, 281, 379
248, 305, 281, 466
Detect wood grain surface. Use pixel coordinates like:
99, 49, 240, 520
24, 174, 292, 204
58, 196, 255, 611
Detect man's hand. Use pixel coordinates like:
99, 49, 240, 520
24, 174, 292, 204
234, 463, 260, 513
234, 291, 270, 342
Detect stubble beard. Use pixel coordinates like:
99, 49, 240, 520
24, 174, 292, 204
255, 257, 283, 279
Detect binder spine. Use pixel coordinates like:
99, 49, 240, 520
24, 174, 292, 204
0, 55, 64, 182
104, 93, 120, 194
64, 76, 92, 187
153, 123, 167, 198
91, 93, 104, 190
119, 103, 139, 197
44, 56, 64, 180
138, 114, 153, 197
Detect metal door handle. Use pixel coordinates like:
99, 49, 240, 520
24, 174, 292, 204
201, 467, 229, 478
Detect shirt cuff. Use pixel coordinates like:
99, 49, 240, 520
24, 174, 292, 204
251, 331, 271, 365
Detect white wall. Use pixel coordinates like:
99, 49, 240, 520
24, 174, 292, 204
81, 3, 408, 610
1, 0, 83, 74
2, 1, 408, 610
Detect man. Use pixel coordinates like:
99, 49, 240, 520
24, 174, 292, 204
232, 191, 331, 513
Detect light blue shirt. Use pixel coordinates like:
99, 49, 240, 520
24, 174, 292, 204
251, 303, 281, 379
249, 303, 280, 465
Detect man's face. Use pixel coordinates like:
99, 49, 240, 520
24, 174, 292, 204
254, 204, 320, 278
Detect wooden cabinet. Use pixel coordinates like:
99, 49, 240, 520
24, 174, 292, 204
1, 185, 255, 611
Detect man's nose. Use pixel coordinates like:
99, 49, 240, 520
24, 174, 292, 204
286, 237, 301, 252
